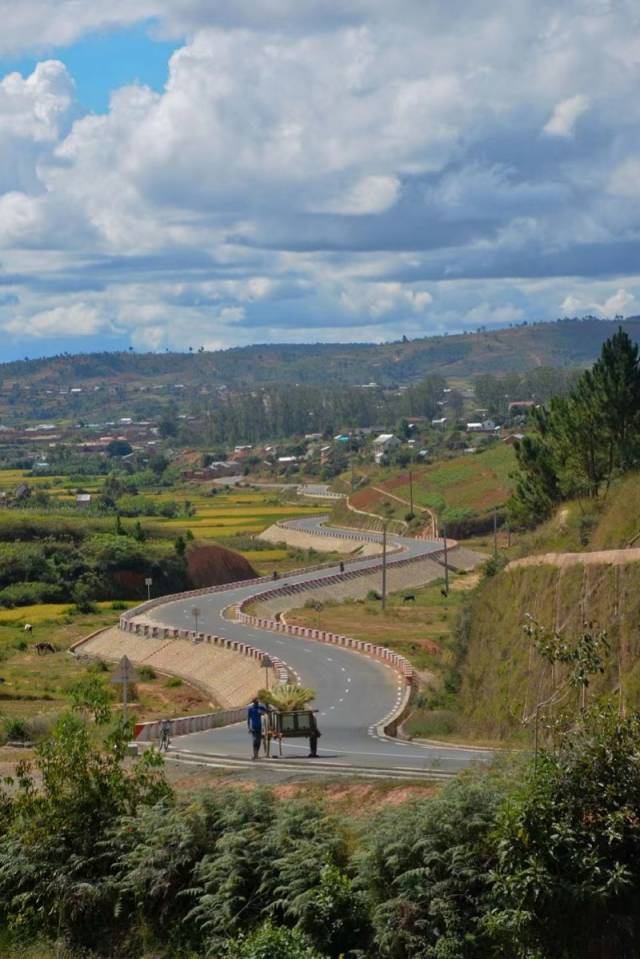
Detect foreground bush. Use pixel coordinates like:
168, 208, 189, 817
0, 709, 640, 957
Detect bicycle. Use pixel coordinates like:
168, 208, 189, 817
159, 725, 171, 752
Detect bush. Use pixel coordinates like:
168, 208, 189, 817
110, 600, 127, 610
138, 665, 156, 681
89, 659, 110, 673
0, 581, 64, 608
165, 677, 182, 688
366, 589, 382, 601
224, 922, 325, 959
4, 717, 32, 743
482, 554, 507, 578
72, 582, 97, 614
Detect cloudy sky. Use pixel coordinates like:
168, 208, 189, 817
0, 0, 639, 360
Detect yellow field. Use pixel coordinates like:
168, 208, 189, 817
180, 525, 266, 537
239, 549, 288, 562
0, 601, 136, 624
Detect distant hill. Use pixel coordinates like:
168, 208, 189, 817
3, 316, 640, 391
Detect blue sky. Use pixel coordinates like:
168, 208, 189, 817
0, 0, 639, 361
0, 21, 179, 114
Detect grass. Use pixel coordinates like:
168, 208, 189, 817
0, 600, 137, 624
287, 576, 474, 676
0, 605, 213, 723
456, 555, 640, 743
347, 444, 515, 525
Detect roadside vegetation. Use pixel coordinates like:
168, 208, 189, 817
0, 604, 212, 737
0, 698, 638, 959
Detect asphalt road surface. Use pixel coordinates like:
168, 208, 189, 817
148, 517, 491, 775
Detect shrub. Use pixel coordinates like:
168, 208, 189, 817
4, 717, 32, 743
482, 554, 507, 578
89, 659, 110, 673
110, 600, 127, 610
0, 581, 63, 608
165, 677, 183, 688
72, 583, 97, 614
224, 922, 325, 959
138, 665, 156, 681
357, 775, 504, 959
366, 589, 382, 601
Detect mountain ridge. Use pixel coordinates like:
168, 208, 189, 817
3, 316, 640, 389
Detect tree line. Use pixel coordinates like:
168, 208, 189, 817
191, 377, 446, 447
510, 328, 640, 525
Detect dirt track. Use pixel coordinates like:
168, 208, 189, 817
507, 547, 640, 570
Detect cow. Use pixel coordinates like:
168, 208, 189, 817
33, 642, 56, 656
403, 593, 416, 603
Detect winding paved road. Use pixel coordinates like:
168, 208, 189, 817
147, 517, 491, 776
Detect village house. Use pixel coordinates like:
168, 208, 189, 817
466, 419, 499, 433
372, 433, 401, 463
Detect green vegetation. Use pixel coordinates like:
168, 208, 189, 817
289, 577, 474, 742
1, 704, 639, 957
260, 684, 316, 710
343, 443, 515, 536
510, 327, 640, 526
455, 555, 640, 741
0, 606, 212, 725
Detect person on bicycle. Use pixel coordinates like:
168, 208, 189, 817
247, 697, 267, 759
160, 718, 171, 751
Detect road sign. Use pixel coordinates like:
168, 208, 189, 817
260, 655, 273, 669
144, 577, 152, 586
111, 655, 139, 685
111, 655, 138, 723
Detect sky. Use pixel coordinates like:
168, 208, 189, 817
0, 1, 639, 361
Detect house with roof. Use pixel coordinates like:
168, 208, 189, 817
372, 433, 401, 463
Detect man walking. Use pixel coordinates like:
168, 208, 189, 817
247, 696, 267, 760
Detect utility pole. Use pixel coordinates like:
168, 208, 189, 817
382, 521, 388, 612
442, 525, 449, 597
409, 469, 414, 516
145, 576, 152, 601
192, 606, 201, 634
351, 455, 355, 492
493, 506, 498, 560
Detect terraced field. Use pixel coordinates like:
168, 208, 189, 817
151, 489, 327, 541
350, 444, 515, 522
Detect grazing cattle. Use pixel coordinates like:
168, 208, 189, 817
33, 642, 56, 656
24, 624, 32, 634
403, 593, 416, 602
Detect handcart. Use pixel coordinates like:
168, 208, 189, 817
262, 708, 320, 758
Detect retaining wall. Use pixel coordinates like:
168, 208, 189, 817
134, 707, 246, 743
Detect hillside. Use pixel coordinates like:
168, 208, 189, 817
341, 443, 515, 535
454, 473, 640, 741
3, 316, 640, 392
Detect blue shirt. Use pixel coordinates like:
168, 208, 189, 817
247, 703, 266, 732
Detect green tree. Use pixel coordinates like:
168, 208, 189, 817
490, 710, 640, 959
589, 327, 640, 477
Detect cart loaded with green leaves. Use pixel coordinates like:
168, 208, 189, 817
258, 684, 320, 758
